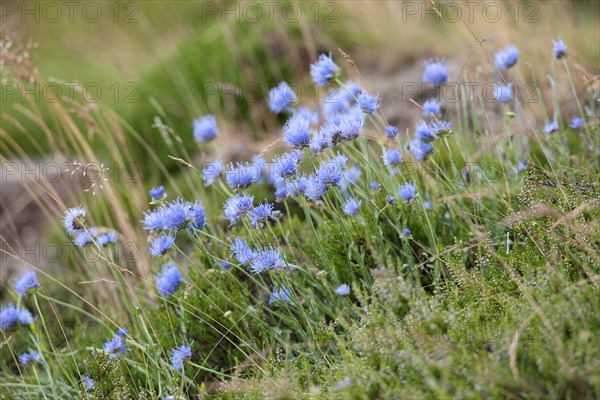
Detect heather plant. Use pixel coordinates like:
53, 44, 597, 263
1, 19, 599, 400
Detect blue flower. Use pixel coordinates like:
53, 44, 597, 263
193, 114, 218, 143
423, 200, 433, 210
102, 335, 126, 359
544, 120, 559, 134
317, 163, 342, 186
170, 344, 192, 371
268, 285, 292, 304
82, 375, 94, 391
370, 181, 380, 190
494, 45, 519, 70
18, 351, 40, 365
13, 270, 40, 296
250, 248, 286, 274
310, 53, 339, 86
339, 166, 361, 192
117, 327, 128, 337
249, 202, 280, 228
273, 152, 300, 181
385, 125, 398, 138
402, 228, 412, 237
423, 59, 449, 85
274, 179, 296, 200
0, 304, 33, 330
381, 148, 404, 166
430, 120, 452, 134
268, 82, 297, 113
569, 117, 584, 129
518, 161, 530, 171
415, 121, 436, 142
385, 195, 396, 205
423, 99, 441, 116
230, 238, 256, 265
493, 83, 513, 102
310, 127, 333, 153
409, 139, 434, 161
343, 198, 361, 216
150, 235, 175, 257
295, 176, 309, 194
202, 160, 222, 187
356, 91, 381, 114
283, 114, 311, 148
338, 111, 365, 140
154, 261, 185, 297
335, 284, 350, 296
74, 228, 97, 248
552, 38, 567, 59
187, 201, 206, 230
149, 186, 165, 201
97, 232, 117, 247
398, 183, 417, 203
305, 175, 328, 200
226, 162, 260, 189
224, 194, 254, 225
63, 207, 86, 235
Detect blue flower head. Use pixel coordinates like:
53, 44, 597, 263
398, 183, 417, 203
269, 285, 292, 304
423, 99, 441, 116
569, 117, 583, 129
317, 162, 343, 186
150, 235, 175, 257
283, 114, 311, 148
409, 139, 434, 161
305, 174, 328, 200
310, 127, 334, 153
494, 45, 519, 70
63, 207, 86, 235
381, 148, 404, 166
249, 202, 280, 228
335, 283, 350, 296
423, 59, 449, 85
338, 110, 365, 140
97, 232, 116, 247
0, 303, 33, 330
170, 344, 192, 371
423, 201, 433, 210
18, 351, 40, 366
415, 121, 436, 142
187, 201, 206, 230
544, 120, 559, 134
552, 38, 567, 59
149, 186, 165, 201
493, 83, 513, 103
250, 247, 286, 274
370, 181, 380, 190
268, 82, 297, 113
339, 165, 361, 193
226, 162, 260, 189
224, 194, 254, 225
143, 199, 187, 232
202, 160, 222, 187
193, 114, 218, 143
102, 334, 126, 359
274, 179, 296, 200
430, 120, 452, 134
74, 228, 97, 248
357, 91, 381, 114
231, 238, 256, 265
385, 195, 396, 205
117, 327, 128, 337
154, 261, 184, 297
13, 270, 40, 296
272, 152, 300, 181
343, 198, 361, 216
310, 53, 339, 86
82, 375, 94, 391
341, 80, 363, 103
402, 228, 412, 237
385, 125, 399, 138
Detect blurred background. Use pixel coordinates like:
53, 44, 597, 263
1, 0, 599, 280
